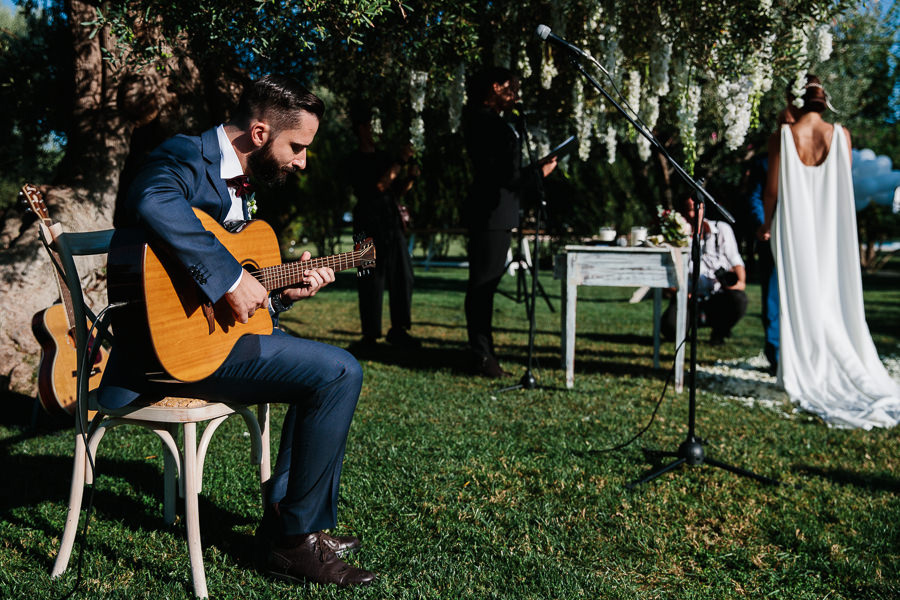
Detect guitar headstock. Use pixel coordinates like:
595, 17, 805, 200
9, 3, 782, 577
19, 183, 51, 223
354, 236, 376, 277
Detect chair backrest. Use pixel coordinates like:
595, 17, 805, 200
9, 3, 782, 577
39, 227, 115, 428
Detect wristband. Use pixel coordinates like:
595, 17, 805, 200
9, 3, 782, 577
270, 292, 294, 314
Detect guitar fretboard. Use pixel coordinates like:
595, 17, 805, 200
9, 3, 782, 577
253, 248, 369, 290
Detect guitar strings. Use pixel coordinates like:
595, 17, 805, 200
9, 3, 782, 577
244, 247, 373, 289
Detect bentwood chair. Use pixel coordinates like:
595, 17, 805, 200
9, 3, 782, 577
39, 224, 271, 599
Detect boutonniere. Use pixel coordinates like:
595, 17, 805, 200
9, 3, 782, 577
247, 194, 257, 218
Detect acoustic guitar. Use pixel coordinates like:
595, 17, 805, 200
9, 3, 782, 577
108, 208, 375, 382
20, 184, 109, 416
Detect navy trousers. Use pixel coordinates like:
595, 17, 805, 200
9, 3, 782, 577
98, 329, 363, 536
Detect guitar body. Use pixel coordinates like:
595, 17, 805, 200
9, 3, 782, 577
31, 303, 109, 416
111, 210, 278, 382
108, 208, 374, 383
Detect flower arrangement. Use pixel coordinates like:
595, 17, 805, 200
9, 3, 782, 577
649, 204, 691, 247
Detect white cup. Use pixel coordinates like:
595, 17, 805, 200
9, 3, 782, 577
630, 226, 647, 246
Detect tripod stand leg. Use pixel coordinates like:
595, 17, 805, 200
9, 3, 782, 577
626, 456, 687, 490
704, 456, 779, 486
533, 272, 554, 312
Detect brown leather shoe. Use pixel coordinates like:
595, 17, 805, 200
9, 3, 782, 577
254, 506, 361, 571
319, 531, 361, 557
267, 531, 375, 587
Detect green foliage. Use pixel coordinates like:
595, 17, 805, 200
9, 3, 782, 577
0, 3, 68, 211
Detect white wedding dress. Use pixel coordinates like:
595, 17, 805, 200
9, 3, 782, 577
772, 123, 900, 429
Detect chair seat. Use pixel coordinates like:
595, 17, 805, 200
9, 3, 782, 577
96, 394, 245, 423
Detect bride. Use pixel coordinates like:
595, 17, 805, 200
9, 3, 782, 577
761, 74, 900, 429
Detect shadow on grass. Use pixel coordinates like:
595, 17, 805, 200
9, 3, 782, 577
792, 464, 900, 493
0, 389, 70, 451
2, 450, 259, 592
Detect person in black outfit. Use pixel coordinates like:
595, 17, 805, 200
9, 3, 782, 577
348, 105, 419, 352
461, 67, 557, 377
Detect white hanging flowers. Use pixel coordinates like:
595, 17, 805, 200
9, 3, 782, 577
410, 115, 425, 151
603, 124, 617, 164
790, 26, 810, 108
649, 40, 672, 97
812, 23, 833, 63
409, 70, 428, 149
571, 78, 593, 160
540, 45, 558, 90
716, 76, 755, 151
517, 43, 532, 80
448, 64, 465, 134
371, 106, 383, 137
673, 56, 701, 173
625, 70, 642, 117
409, 70, 428, 113
637, 94, 660, 161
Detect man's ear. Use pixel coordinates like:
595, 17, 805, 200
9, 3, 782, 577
248, 120, 270, 148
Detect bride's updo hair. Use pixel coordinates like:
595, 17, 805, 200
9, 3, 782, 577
794, 74, 828, 114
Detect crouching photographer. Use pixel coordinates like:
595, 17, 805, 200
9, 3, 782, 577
661, 196, 748, 346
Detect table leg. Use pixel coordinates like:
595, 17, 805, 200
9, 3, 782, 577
562, 266, 578, 389
674, 282, 687, 393
652, 288, 662, 369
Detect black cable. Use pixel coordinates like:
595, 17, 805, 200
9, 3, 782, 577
592, 336, 688, 454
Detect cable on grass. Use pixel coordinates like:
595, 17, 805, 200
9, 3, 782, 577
592, 336, 687, 454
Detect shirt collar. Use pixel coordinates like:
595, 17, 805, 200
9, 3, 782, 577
215, 124, 244, 180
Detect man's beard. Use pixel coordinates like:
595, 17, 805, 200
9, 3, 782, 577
247, 139, 297, 189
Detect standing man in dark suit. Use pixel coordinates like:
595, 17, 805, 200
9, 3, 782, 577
462, 67, 557, 377
99, 75, 375, 587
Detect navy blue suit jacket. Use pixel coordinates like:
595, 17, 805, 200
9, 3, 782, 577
123, 126, 246, 304
100, 127, 248, 408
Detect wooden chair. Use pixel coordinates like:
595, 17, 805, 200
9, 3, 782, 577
40, 226, 271, 599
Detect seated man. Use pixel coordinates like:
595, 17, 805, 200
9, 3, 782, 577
661, 196, 748, 345
99, 75, 375, 587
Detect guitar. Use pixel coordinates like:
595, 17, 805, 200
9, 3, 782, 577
108, 208, 375, 382
20, 184, 109, 417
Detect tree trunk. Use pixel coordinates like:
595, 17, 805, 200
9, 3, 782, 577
0, 1, 219, 398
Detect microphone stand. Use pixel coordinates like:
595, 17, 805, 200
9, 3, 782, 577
564, 56, 778, 488
497, 107, 551, 393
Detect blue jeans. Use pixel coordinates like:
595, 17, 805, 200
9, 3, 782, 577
99, 329, 363, 535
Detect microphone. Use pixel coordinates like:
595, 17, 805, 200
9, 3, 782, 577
535, 24, 589, 59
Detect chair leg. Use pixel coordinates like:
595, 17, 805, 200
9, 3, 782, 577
51, 433, 88, 578
182, 423, 208, 599
258, 404, 271, 505
163, 423, 178, 525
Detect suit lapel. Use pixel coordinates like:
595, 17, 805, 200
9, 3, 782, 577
200, 127, 231, 221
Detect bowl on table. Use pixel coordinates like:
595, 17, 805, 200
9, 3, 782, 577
597, 227, 616, 243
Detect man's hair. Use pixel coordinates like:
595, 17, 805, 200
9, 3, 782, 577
234, 74, 325, 132
466, 66, 516, 107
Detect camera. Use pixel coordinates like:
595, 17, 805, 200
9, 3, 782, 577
714, 267, 738, 287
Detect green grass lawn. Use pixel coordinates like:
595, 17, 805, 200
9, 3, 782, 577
1, 261, 898, 599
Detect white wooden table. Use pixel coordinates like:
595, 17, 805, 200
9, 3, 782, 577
553, 245, 688, 392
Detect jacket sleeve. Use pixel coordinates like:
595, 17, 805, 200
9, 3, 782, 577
125, 135, 244, 304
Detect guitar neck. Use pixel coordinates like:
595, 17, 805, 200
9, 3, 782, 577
39, 222, 77, 331
253, 248, 366, 291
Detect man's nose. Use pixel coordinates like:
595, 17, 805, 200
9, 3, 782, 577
292, 150, 307, 170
